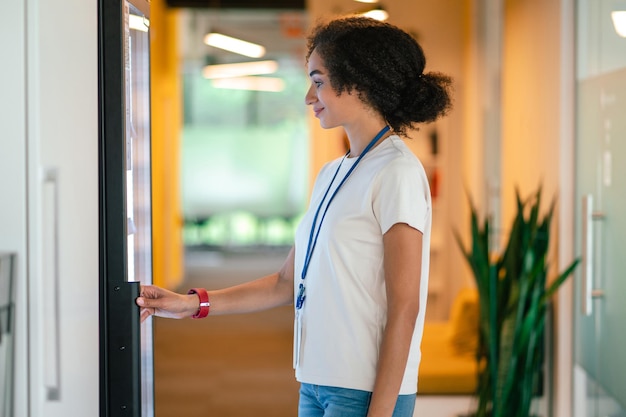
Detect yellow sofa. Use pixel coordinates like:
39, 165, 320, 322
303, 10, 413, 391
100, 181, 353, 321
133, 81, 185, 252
418, 288, 480, 395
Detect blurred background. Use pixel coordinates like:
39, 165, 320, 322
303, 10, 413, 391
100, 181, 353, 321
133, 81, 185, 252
149, 1, 474, 415
147, 0, 574, 416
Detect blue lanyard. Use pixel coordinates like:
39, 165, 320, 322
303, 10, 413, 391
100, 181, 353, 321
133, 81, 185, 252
296, 125, 390, 310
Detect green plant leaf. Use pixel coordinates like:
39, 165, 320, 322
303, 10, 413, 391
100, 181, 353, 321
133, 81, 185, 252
458, 185, 580, 417
542, 258, 581, 302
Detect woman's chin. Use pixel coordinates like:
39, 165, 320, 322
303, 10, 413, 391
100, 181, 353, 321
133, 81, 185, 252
318, 119, 337, 130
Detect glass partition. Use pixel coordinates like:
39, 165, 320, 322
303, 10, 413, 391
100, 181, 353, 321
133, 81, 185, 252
574, 0, 626, 415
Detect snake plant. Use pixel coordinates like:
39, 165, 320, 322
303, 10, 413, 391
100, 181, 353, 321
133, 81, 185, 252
455, 187, 579, 417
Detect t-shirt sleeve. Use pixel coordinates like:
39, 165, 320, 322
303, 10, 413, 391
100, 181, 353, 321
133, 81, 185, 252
372, 157, 430, 235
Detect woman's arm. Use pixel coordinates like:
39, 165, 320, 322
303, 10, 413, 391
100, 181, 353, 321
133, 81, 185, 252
136, 247, 296, 322
367, 223, 423, 417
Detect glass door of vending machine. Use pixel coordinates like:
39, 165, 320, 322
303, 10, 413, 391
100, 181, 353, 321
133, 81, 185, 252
125, 3, 154, 416
99, 1, 153, 416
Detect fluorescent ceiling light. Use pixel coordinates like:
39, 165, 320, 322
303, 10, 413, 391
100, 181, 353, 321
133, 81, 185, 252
203, 33, 266, 58
354, 0, 379, 3
129, 14, 149, 32
360, 8, 389, 21
202, 60, 279, 79
211, 76, 285, 92
612, 11, 626, 38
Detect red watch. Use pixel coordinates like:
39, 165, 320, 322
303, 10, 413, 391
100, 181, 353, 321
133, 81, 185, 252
187, 288, 210, 319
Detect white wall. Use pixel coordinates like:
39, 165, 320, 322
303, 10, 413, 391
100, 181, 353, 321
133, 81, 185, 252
0, 2, 29, 416
0, 0, 100, 415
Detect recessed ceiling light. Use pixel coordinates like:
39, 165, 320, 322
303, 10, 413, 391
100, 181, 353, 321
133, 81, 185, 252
360, 8, 389, 21
612, 11, 626, 38
211, 76, 285, 92
203, 33, 266, 58
202, 60, 279, 79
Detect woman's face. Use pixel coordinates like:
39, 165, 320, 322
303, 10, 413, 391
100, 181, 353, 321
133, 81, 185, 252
305, 49, 367, 130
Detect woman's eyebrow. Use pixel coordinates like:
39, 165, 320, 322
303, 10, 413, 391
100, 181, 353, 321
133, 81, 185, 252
309, 69, 322, 77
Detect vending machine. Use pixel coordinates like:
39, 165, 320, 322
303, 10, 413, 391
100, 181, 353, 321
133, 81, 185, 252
0, 0, 154, 415
99, 0, 154, 416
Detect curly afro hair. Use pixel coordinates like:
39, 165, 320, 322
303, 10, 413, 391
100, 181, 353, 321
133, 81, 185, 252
306, 16, 453, 136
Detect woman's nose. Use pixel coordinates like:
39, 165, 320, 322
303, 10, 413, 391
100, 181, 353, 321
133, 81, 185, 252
305, 84, 316, 105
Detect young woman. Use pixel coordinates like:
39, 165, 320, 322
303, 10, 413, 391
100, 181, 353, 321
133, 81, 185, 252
136, 16, 452, 417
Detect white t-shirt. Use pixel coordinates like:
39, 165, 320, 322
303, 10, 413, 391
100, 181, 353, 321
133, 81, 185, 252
293, 135, 431, 395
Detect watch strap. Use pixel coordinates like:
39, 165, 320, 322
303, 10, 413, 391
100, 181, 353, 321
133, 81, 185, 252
187, 288, 210, 319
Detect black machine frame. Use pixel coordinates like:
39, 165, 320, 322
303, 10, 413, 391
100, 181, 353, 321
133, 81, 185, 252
98, 0, 152, 416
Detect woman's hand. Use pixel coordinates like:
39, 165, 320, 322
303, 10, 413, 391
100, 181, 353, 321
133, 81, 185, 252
135, 285, 199, 322
135, 248, 297, 322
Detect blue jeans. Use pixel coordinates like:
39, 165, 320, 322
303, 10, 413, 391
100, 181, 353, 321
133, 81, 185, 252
298, 383, 416, 417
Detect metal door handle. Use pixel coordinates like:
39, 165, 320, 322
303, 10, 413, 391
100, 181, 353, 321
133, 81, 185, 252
581, 194, 606, 316
42, 167, 61, 401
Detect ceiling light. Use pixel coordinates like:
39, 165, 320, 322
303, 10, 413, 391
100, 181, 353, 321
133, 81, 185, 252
360, 8, 389, 21
203, 33, 266, 58
128, 14, 149, 32
211, 76, 285, 92
354, 0, 379, 3
202, 60, 279, 79
612, 11, 626, 38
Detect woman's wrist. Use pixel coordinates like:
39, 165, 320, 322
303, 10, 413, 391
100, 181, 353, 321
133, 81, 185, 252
187, 288, 210, 318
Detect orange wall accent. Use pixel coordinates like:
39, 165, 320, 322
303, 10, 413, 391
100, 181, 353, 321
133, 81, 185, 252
150, 0, 184, 289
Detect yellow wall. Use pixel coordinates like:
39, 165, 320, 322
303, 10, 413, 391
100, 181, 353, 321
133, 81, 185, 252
501, 0, 563, 268
501, 3, 572, 414
150, 0, 184, 289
